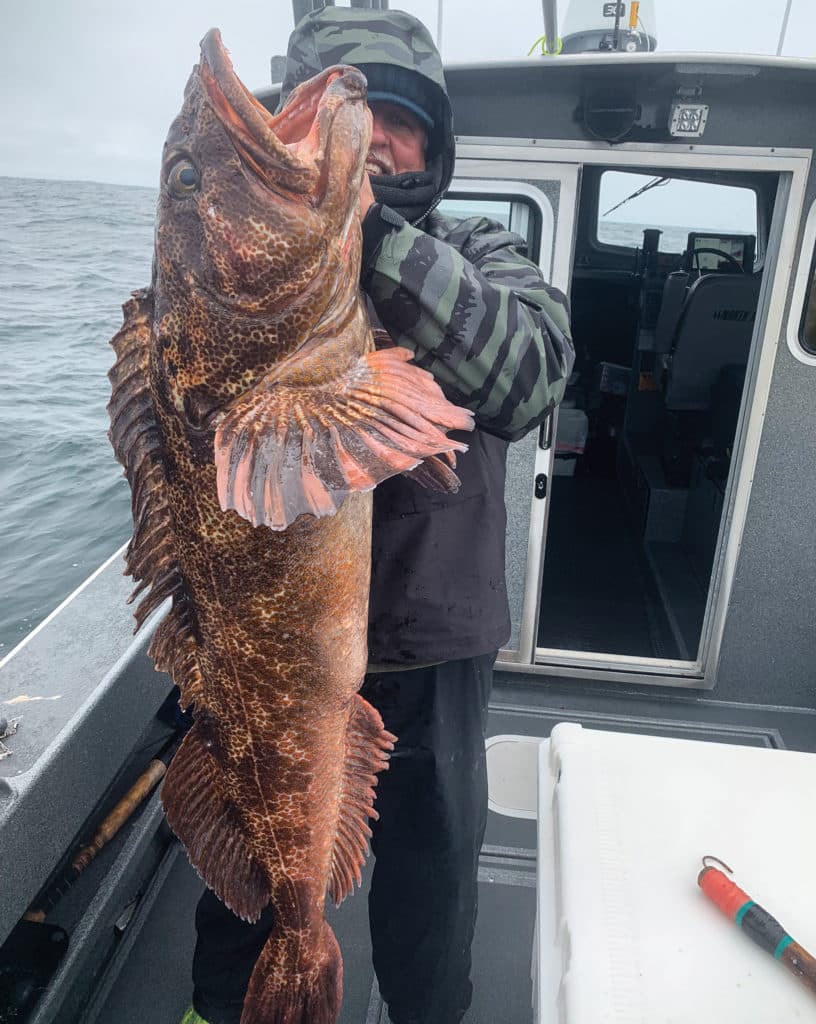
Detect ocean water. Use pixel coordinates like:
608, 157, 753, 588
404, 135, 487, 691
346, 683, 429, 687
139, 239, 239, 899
599, 220, 700, 252
0, 174, 699, 655
0, 176, 156, 653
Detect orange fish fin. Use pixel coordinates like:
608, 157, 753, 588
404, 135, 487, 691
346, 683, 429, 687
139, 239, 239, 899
241, 920, 342, 1024
108, 289, 202, 693
213, 346, 475, 530
402, 452, 462, 492
161, 721, 271, 922
328, 693, 397, 907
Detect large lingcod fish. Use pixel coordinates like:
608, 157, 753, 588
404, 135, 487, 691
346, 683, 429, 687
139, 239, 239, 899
107, 28, 473, 1024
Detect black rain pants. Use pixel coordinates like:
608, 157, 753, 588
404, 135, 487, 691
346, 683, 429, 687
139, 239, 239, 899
191, 653, 494, 1024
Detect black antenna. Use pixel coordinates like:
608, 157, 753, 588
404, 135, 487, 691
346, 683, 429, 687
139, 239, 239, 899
612, 1, 622, 51
292, 0, 388, 22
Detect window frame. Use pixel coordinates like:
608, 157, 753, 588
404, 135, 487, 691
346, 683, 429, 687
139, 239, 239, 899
788, 197, 816, 364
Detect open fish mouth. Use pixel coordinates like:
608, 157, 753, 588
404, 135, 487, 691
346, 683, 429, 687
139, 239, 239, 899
199, 28, 368, 197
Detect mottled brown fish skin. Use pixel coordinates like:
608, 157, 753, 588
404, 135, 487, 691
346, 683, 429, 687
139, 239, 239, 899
152, 47, 375, 1024
153, 62, 364, 431
108, 28, 473, 1024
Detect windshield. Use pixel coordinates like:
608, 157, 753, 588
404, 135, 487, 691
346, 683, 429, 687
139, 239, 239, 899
596, 171, 758, 252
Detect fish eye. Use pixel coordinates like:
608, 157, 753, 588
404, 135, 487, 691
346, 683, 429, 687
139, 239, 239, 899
166, 158, 200, 198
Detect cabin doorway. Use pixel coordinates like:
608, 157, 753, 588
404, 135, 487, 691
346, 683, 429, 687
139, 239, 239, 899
450, 144, 804, 685
537, 165, 774, 669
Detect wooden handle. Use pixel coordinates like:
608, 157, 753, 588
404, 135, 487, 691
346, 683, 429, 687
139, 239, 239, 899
71, 758, 167, 873
782, 942, 816, 997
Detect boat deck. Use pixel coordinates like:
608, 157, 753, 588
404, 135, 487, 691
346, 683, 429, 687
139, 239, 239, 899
16, 679, 816, 1024
90, 830, 538, 1024
1, 553, 814, 1024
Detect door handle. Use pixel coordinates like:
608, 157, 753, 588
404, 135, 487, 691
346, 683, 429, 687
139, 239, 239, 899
539, 411, 554, 450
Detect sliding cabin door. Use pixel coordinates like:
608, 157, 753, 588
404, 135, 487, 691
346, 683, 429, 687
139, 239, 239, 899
440, 165, 579, 667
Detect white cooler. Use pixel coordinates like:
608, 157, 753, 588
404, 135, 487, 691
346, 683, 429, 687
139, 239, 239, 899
486, 725, 816, 1023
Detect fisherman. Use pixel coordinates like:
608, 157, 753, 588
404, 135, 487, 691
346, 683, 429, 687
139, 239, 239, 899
182, 7, 573, 1024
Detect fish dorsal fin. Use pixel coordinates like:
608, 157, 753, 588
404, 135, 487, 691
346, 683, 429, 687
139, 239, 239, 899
107, 289, 203, 710
328, 693, 396, 906
213, 346, 474, 531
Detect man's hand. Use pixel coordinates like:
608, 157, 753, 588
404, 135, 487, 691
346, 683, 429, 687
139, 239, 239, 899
359, 172, 375, 220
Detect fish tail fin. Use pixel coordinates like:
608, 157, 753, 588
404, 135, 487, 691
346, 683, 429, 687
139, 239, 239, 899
240, 920, 342, 1024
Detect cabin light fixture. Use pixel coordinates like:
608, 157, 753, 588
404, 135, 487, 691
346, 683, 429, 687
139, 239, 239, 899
669, 101, 709, 138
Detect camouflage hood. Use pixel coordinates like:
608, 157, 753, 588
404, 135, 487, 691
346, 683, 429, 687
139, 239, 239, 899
278, 7, 454, 220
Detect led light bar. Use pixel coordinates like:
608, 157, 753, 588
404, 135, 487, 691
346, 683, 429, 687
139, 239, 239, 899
669, 102, 710, 138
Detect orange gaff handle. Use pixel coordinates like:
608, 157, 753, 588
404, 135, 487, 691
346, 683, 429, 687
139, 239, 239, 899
698, 866, 754, 923
698, 863, 816, 996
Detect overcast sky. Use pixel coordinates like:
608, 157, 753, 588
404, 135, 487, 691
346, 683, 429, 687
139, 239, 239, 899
2, 1, 814, 188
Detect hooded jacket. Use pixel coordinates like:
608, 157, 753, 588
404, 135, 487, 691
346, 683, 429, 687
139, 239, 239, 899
278, 8, 455, 217
279, 7, 575, 664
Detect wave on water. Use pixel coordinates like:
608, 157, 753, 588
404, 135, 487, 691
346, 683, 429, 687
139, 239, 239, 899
0, 175, 156, 653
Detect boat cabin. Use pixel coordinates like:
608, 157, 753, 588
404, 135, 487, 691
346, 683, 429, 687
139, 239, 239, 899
2, 26, 816, 1024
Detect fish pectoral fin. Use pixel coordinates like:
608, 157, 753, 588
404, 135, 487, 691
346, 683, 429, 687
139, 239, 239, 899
161, 720, 271, 922
328, 693, 396, 907
213, 346, 475, 530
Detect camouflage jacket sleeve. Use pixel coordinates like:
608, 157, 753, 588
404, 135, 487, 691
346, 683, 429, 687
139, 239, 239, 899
360, 206, 574, 442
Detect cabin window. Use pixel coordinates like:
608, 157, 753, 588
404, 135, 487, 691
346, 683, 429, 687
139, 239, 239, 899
439, 197, 513, 228
595, 171, 759, 255
438, 193, 544, 271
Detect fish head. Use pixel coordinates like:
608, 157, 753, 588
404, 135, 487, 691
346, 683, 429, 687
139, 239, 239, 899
153, 29, 371, 427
